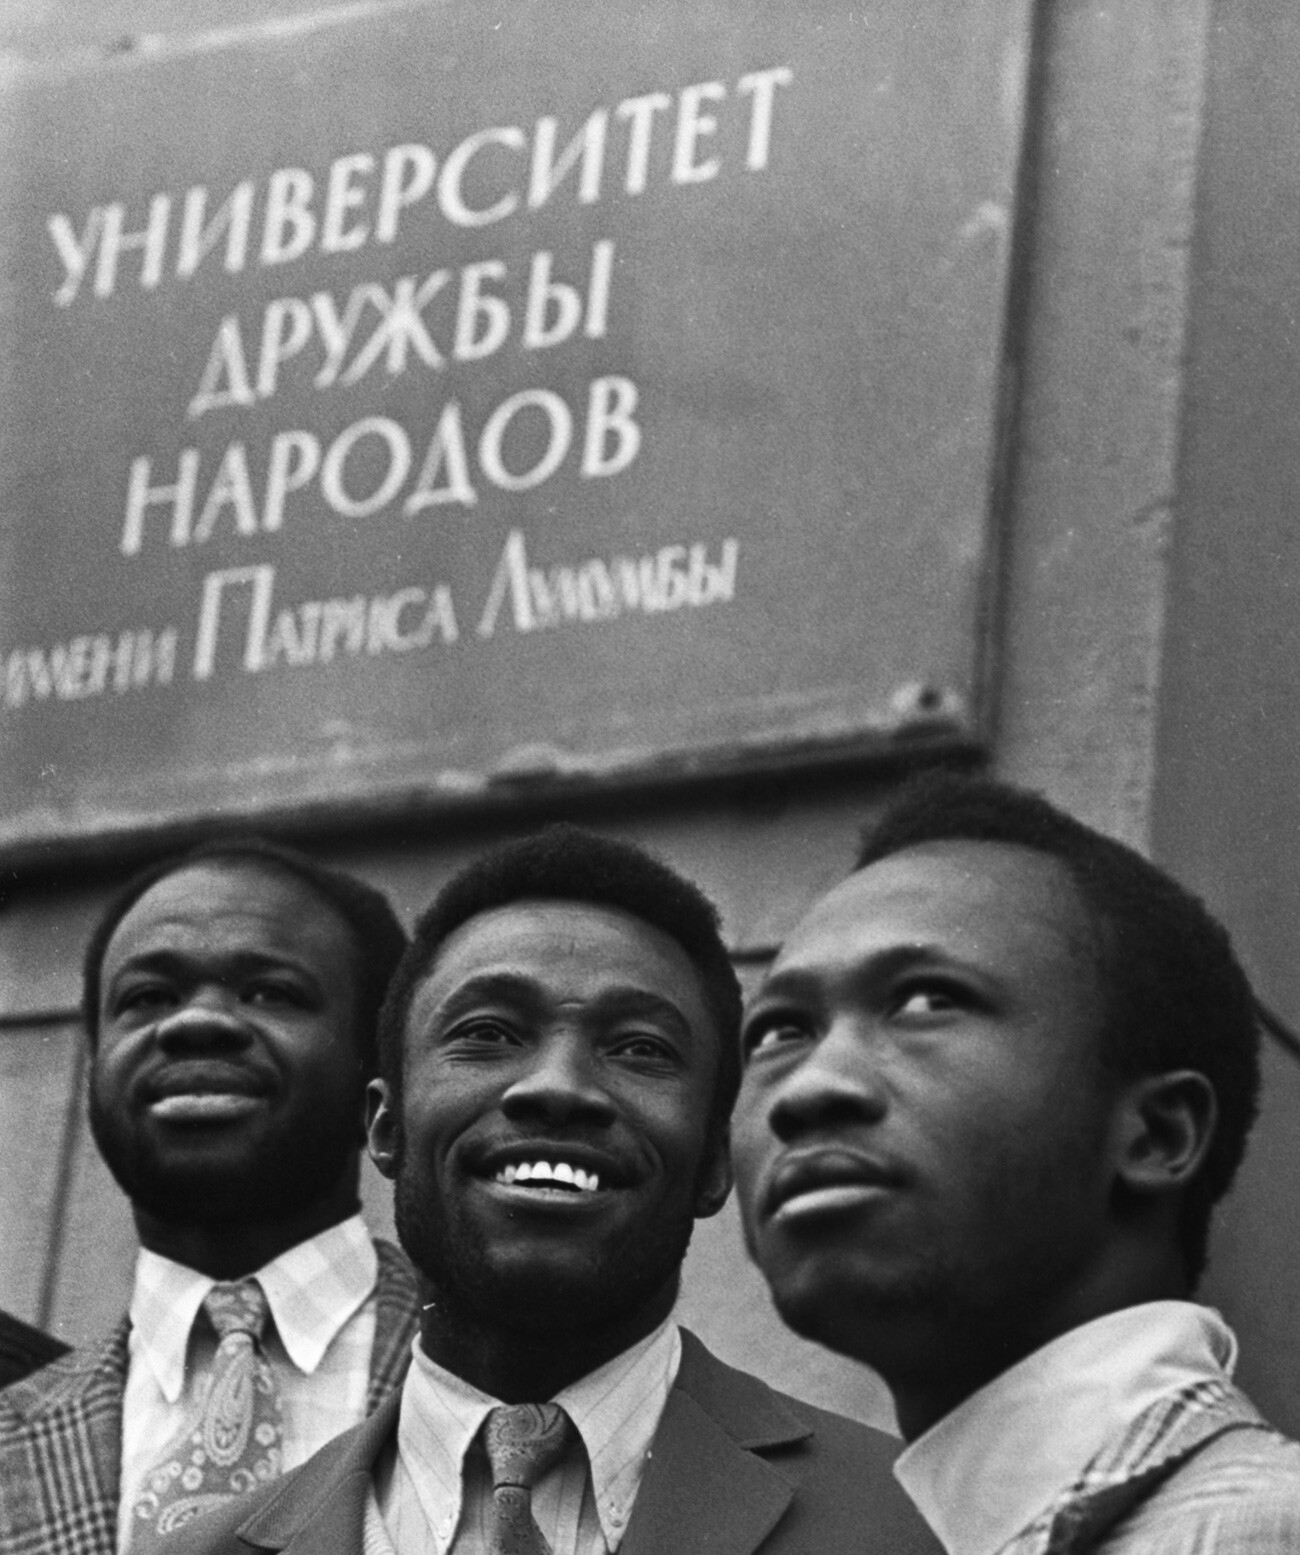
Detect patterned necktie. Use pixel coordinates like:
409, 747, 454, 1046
482, 1403, 574, 1555
128, 1279, 284, 1549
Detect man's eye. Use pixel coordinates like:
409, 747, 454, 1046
610, 1033, 675, 1062
893, 985, 961, 1018
448, 1018, 517, 1045
114, 984, 176, 1017
245, 981, 307, 1008
742, 1020, 809, 1058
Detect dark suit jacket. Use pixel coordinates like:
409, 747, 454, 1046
0, 1239, 420, 1555
165, 1329, 940, 1555
0, 1311, 70, 1390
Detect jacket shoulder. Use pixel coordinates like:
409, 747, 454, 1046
0, 1326, 128, 1555
675, 1330, 899, 1457
166, 1394, 400, 1555
1102, 1424, 1300, 1552
672, 1332, 941, 1555
0, 1324, 128, 1426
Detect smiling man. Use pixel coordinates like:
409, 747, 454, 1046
164, 824, 937, 1555
0, 838, 418, 1555
735, 773, 1300, 1554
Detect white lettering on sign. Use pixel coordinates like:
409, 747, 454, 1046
4, 627, 178, 708
186, 242, 617, 415
177, 182, 256, 278
477, 530, 739, 637
1, 526, 740, 711
123, 375, 644, 554
46, 67, 793, 304
192, 565, 458, 679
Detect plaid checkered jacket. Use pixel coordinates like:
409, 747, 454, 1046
999, 1377, 1300, 1554
0, 1239, 419, 1555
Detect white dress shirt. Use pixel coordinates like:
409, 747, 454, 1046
365, 1318, 682, 1555
118, 1214, 380, 1552
893, 1301, 1239, 1555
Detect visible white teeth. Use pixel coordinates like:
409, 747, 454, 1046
492, 1160, 603, 1192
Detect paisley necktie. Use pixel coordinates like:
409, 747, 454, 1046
128, 1278, 284, 1548
482, 1402, 575, 1555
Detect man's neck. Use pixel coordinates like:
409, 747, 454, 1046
886, 1254, 1194, 1441
133, 1182, 361, 1281
418, 1282, 677, 1402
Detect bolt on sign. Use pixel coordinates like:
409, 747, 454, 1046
0, 0, 1034, 855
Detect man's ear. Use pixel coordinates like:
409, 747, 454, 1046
366, 1078, 399, 1181
1114, 1070, 1218, 1198
693, 1124, 734, 1219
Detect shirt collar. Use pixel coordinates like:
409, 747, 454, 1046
397, 1318, 681, 1552
893, 1302, 1237, 1555
555, 1317, 681, 1545
128, 1213, 377, 1402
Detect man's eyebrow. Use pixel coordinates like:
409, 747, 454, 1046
429, 976, 693, 1036
430, 973, 548, 1023
752, 944, 987, 1005
105, 947, 320, 983
585, 988, 694, 1036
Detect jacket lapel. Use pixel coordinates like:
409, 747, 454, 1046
619, 1332, 809, 1555
232, 1395, 400, 1555
365, 1241, 420, 1413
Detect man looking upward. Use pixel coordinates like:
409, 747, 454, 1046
167, 825, 937, 1555
0, 838, 419, 1555
735, 773, 1300, 1554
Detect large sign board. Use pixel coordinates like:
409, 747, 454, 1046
0, 0, 1033, 853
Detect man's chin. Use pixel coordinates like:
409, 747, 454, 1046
92, 1125, 353, 1231
765, 1250, 947, 1362
396, 1185, 690, 1339
121, 1164, 293, 1226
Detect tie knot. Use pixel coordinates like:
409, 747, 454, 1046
483, 1403, 573, 1490
202, 1278, 270, 1342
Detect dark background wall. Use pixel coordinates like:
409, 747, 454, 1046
1154, 0, 1300, 1434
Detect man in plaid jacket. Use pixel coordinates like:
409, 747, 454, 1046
736, 773, 1300, 1554
0, 839, 422, 1555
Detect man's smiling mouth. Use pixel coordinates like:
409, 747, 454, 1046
493, 1159, 602, 1193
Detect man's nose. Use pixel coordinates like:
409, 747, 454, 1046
500, 1034, 617, 1128
767, 1019, 887, 1143
154, 988, 253, 1051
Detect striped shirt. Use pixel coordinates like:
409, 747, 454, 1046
367, 1319, 682, 1555
118, 1214, 379, 1552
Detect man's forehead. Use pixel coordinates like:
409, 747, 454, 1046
411, 898, 711, 1026
773, 839, 1096, 977
106, 859, 348, 959
431, 898, 689, 971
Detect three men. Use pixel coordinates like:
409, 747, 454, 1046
735, 774, 1300, 1552
0, 838, 420, 1555
167, 825, 936, 1555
